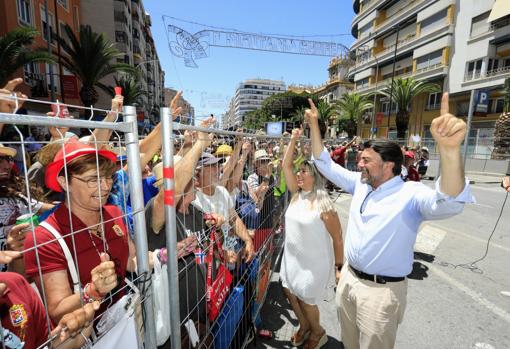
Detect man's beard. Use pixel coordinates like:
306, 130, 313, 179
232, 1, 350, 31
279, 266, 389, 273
360, 170, 372, 185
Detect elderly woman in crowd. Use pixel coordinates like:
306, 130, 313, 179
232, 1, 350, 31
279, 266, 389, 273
23, 140, 138, 329
280, 128, 344, 349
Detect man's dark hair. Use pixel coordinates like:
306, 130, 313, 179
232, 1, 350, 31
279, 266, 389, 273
362, 139, 403, 176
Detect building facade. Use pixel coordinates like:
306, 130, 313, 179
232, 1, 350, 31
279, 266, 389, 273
0, 0, 83, 113
448, 0, 510, 157
315, 54, 354, 103
231, 79, 287, 126
80, 0, 165, 123
350, 0, 456, 139
349, 0, 510, 148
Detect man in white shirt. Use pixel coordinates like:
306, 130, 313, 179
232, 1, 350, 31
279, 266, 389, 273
306, 93, 474, 349
193, 152, 255, 262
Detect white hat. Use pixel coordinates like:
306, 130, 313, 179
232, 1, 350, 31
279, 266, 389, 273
254, 149, 271, 162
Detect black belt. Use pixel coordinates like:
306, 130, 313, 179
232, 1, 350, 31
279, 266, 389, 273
349, 266, 405, 284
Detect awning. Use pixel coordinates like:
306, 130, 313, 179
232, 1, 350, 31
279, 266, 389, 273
488, 0, 510, 22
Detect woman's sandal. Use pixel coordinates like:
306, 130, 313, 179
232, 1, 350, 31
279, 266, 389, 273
303, 329, 328, 349
290, 329, 311, 347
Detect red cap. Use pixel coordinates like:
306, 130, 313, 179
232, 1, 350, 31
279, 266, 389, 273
45, 140, 117, 192
404, 151, 415, 159
114, 87, 123, 96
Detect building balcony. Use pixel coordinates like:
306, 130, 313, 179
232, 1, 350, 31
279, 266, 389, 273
352, 0, 430, 50
352, 0, 388, 32
468, 17, 510, 43
350, 24, 453, 77
354, 63, 446, 94
463, 65, 510, 88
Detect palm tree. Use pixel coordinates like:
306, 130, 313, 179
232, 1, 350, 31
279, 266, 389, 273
492, 77, 510, 159
57, 24, 136, 110
0, 27, 54, 86
290, 106, 307, 123
316, 100, 337, 138
109, 75, 146, 106
380, 77, 439, 139
335, 93, 373, 138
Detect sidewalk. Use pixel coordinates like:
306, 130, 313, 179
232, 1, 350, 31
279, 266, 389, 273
424, 171, 503, 184
248, 257, 343, 349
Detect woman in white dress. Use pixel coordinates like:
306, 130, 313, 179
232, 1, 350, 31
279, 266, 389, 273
280, 128, 344, 349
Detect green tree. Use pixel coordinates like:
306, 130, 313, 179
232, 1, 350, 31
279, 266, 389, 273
242, 109, 271, 131
0, 27, 54, 86
316, 100, 337, 138
262, 91, 313, 121
108, 75, 146, 106
334, 92, 373, 138
380, 77, 439, 139
57, 24, 136, 111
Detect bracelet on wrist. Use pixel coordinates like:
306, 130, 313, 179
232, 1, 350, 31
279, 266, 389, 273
82, 283, 102, 304
335, 263, 343, 271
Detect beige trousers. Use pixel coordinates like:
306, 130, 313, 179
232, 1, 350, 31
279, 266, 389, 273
336, 264, 408, 349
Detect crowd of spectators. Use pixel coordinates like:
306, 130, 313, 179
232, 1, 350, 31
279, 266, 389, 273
0, 78, 310, 348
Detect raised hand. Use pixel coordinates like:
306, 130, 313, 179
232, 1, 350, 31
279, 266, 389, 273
0, 78, 27, 113
111, 94, 124, 113
430, 93, 467, 149
291, 128, 302, 140
304, 98, 319, 125
170, 91, 183, 120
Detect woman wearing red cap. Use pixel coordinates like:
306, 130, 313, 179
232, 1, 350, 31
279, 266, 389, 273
403, 151, 420, 182
23, 140, 135, 327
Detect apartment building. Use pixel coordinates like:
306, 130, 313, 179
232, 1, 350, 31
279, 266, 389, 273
349, 0, 509, 144
81, 0, 165, 124
232, 79, 287, 126
0, 0, 82, 112
349, 0, 456, 139
448, 0, 510, 156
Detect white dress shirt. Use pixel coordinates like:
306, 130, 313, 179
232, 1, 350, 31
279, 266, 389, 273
313, 148, 474, 277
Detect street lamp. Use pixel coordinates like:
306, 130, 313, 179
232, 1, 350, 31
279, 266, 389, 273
386, 24, 402, 139
357, 45, 379, 139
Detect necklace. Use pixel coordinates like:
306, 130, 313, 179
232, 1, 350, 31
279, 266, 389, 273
87, 224, 109, 257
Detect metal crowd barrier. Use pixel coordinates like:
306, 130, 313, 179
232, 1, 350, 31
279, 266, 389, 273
0, 95, 301, 349
161, 117, 291, 349
0, 97, 156, 349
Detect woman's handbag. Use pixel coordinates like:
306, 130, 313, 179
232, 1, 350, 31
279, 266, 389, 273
206, 215, 233, 322
152, 251, 171, 345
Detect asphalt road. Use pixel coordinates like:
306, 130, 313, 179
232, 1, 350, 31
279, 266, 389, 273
252, 179, 510, 349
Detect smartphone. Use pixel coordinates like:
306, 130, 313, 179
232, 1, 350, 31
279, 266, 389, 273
51, 103, 70, 118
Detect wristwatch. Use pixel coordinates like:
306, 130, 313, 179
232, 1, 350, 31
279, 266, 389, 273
336, 263, 343, 271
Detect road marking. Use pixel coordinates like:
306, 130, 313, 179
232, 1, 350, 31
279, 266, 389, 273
414, 224, 447, 254
429, 264, 510, 325
427, 223, 510, 253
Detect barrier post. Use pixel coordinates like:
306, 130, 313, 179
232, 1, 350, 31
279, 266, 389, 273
124, 105, 157, 348
161, 107, 182, 348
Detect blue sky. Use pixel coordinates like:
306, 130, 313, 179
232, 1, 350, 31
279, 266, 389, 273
143, 0, 355, 120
